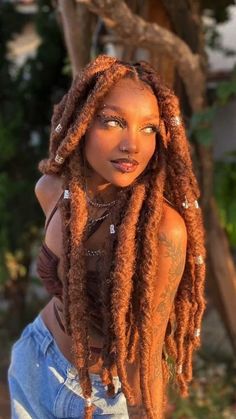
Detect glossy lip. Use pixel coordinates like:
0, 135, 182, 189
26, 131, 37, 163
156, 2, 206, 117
110, 157, 139, 165
110, 160, 139, 173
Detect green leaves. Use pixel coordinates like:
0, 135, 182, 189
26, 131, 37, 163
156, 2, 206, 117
216, 79, 236, 105
214, 159, 236, 247
189, 75, 236, 146
189, 107, 216, 146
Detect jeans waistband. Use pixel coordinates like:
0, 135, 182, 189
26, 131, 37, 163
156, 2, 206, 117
31, 313, 119, 383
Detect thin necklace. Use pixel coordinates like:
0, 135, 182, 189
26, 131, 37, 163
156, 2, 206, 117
84, 175, 117, 255
86, 193, 117, 208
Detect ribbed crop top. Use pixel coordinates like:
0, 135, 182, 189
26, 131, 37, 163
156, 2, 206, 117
36, 192, 107, 351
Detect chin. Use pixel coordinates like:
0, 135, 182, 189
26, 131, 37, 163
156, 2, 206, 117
110, 174, 139, 188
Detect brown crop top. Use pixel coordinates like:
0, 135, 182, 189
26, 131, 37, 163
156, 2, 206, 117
36, 192, 108, 352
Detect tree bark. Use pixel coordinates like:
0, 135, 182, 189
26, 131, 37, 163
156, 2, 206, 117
207, 198, 236, 351
58, 0, 94, 75
77, 0, 205, 111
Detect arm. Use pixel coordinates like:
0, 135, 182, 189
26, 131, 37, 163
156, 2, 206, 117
126, 205, 187, 418
150, 205, 187, 417
34, 174, 62, 216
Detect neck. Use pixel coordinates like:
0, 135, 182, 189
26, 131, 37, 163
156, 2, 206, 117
86, 179, 119, 203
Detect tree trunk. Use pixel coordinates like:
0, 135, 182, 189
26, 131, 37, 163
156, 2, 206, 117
58, 0, 95, 75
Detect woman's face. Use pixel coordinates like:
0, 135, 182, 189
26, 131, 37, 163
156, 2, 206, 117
84, 77, 160, 189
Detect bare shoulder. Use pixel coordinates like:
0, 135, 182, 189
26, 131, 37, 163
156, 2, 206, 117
161, 201, 187, 244
35, 174, 63, 215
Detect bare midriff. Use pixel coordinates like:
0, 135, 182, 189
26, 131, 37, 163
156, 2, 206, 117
40, 296, 118, 376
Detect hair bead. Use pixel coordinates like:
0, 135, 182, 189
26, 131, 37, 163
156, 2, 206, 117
55, 154, 64, 164
64, 189, 70, 199
177, 364, 183, 374
170, 115, 181, 127
194, 328, 201, 337
110, 224, 115, 234
195, 255, 204, 265
55, 123, 62, 133
85, 397, 92, 407
182, 197, 200, 209
182, 196, 190, 209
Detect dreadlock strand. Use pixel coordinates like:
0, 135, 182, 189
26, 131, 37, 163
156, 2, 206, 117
111, 182, 146, 405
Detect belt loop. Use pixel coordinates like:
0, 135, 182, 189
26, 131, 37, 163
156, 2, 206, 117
40, 334, 53, 356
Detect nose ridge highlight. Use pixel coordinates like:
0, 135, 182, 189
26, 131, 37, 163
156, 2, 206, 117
119, 131, 139, 154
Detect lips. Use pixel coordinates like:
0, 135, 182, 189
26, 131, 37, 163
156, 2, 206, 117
110, 158, 139, 173
111, 158, 139, 165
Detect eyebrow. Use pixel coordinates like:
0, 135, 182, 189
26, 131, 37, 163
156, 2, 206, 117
101, 104, 159, 121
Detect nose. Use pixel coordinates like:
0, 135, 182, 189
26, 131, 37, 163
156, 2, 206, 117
119, 129, 139, 154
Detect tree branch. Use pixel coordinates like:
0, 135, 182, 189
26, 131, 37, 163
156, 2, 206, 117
77, 0, 205, 111
58, 0, 94, 75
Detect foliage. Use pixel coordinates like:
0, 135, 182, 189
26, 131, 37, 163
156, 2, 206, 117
168, 358, 236, 418
189, 74, 236, 249
0, 0, 68, 286
189, 106, 216, 146
189, 72, 236, 147
214, 158, 236, 247
201, 0, 235, 23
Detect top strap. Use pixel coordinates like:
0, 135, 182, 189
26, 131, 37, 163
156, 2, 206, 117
44, 191, 64, 232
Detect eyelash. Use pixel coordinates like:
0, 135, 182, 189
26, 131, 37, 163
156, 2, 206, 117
97, 114, 159, 134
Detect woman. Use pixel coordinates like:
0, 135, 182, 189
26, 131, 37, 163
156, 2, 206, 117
8, 55, 206, 419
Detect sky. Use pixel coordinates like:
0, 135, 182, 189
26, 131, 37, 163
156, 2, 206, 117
206, 5, 236, 72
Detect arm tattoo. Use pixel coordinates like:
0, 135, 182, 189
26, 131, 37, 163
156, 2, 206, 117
154, 231, 186, 318
150, 347, 162, 382
150, 233, 186, 383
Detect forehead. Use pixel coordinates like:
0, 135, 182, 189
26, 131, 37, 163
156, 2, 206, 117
100, 77, 159, 118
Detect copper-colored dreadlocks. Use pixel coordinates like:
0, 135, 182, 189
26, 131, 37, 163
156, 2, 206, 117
39, 55, 206, 418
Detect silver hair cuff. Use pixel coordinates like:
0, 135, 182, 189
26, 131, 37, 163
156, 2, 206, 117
170, 116, 182, 127
195, 255, 204, 265
182, 196, 200, 209
182, 196, 190, 209
194, 328, 201, 337
55, 154, 64, 164
64, 189, 70, 199
177, 364, 183, 374
85, 397, 92, 407
55, 123, 62, 133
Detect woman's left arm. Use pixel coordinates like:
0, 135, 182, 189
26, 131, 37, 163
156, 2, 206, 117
149, 205, 187, 418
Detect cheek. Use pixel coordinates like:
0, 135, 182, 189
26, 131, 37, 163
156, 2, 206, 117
142, 137, 156, 163
85, 132, 109, 159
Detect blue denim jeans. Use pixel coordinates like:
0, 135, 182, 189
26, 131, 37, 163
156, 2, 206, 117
8, 314, 129, 418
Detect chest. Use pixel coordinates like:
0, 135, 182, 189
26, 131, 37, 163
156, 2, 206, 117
44, 206, 114, 276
